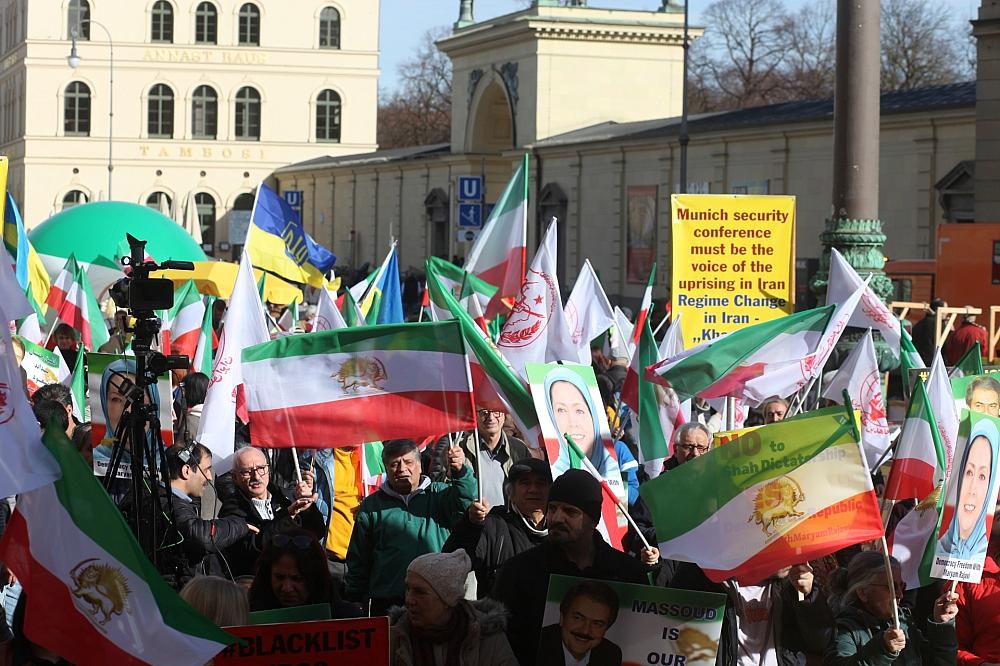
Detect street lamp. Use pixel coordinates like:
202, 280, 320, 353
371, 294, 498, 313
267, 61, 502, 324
67, 20, 114, 199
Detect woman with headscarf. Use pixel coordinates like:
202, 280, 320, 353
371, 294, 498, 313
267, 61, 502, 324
93, 357, 162, 479
938, 418, 1000, 562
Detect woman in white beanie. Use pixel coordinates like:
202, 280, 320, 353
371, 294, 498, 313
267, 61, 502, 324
389, 550, 517, 666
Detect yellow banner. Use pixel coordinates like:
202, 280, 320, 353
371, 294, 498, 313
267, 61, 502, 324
671, 194, 796, 348
712, 425, 761, 449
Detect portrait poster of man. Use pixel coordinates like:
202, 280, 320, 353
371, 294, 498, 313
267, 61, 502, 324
88, 352, 174, 479
952, 371, 1000, 420
538, 575, 726, 666
931, 410, 1000, 583
626, 186, 656, 283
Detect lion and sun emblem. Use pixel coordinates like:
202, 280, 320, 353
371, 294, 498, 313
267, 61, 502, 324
69, 558, 131, 628
748, 476, 806, 537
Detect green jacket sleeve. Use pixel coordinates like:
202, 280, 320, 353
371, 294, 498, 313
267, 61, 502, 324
436, 463, 477, 528
824, 626, 898, 666
344, 506, 372, 602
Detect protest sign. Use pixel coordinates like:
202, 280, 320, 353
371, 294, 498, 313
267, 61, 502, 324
951, 371, 1000, 420
671, 194, 795, 348
13, 335, 65, 396
538, 574, 726, 666
88, 352, 173, 478
931, 410, 1000, 583
713, 425, 760, 449
213, 617, 389, 666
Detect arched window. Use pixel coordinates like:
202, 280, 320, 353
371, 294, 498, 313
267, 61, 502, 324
64, 82, 91, 136
315, 89, 341, 143
424, 189, 449, 260
62, 190, 88, 210
147, 84, 174, 138
146, 191, 172, 213
230, 192, 255, 260
195, 2, 218, 44
191, 85, 218, 139
151, 0, 174, 43
319, 7, 340, 49
234, 86, 260, 140
237, 3, 260, 46
68, 0, 90, 40
195, 192, 217, 253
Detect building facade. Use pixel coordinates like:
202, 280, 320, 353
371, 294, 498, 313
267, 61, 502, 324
0, 0, 378, 257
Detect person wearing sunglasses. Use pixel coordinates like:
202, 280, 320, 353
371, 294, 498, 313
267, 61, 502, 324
218, 445, 325, 578
248, 529, 360, 618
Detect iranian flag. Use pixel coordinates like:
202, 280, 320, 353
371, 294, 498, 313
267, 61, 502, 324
465, 155, 528, 319
45, 254, 109, 351
622, 319, 683, 478
314, 287, 347, 332
242, 321, 477, 448
0, 428, 234, 665
565, 435, 628, 551
826, 248, 901, 358
426, 256, 498, 317
15, 283, 46, 345
340, 286, 366, 327
631, 265, 656, 345
889, 490, 944, 590
426, 258, 542, 447
884, 379, 946, 502
950, 341, 984, 378
358, 441, 386, 497
70, 344, 86, 422
640, 406, 883, 583
191, 295, 216, 376
163, 280, 204, 362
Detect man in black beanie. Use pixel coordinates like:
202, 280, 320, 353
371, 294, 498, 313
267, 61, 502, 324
491, 468, 649, 665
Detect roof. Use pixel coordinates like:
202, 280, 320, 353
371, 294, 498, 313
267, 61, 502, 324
532, 81, 976, 149
276, 143, 451, 174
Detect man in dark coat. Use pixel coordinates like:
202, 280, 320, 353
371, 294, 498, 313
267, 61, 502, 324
491, 469, 649, 665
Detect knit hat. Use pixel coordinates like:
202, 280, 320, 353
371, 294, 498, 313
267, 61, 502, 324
407, 550, 471, 607
507, 458, 552, 485
548, 468, 602, 524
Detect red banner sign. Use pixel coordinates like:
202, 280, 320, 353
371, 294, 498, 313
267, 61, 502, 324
213, 617, 389, 666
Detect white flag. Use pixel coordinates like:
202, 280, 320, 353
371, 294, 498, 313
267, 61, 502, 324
658, 313, 685, 360
313, 287, 347, 332
565, 260, 615, 364
196, 252, 270, 473
927, 348, 960, 480
497, 221, 575, 377
827, 248, 901, 359
611, 306, 635, 360
822, 330, 891, 468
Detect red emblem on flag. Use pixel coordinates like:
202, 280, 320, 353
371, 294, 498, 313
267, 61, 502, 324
500, 269, 557, 348
0, 382, 14, 425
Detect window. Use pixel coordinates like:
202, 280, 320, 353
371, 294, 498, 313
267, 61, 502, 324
194, 2, 217, 44
62, 190, 88, 210
68, 0, 90, 40
146, 191, 172, 213
234, 86, 260, 140
195, 192, 216, 253
315, 89, 341, 142
147, 84, 174, 138
319, 7, 340, 49
64, 82, 91, 136
151, 0, 173, 43
237, 3, 260, 46
191, 85, 217, 139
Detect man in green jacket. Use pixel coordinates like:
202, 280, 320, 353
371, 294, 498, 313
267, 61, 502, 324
345, 438, 477, 616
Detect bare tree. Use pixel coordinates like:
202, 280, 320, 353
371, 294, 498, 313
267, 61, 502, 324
778, 0, 835, 101
377, 28, 453, 150
880, 0, 964, 91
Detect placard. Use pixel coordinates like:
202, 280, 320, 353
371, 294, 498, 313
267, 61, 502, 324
671, 194, 795, 348
538, 575, 725, 666
214, 617, 389, 666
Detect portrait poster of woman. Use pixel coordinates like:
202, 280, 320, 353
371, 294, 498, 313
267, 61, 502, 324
525, 362, 629, 548
931, 410, 1000, 584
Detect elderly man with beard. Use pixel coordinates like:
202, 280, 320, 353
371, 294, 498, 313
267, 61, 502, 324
491, 469, 649, 666
218, 446, 324, 578
345, 439, 477, 616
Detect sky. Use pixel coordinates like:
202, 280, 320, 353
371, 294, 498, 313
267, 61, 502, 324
378, 0, 980, 95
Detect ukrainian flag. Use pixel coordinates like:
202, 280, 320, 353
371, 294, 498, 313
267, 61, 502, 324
3, 191, 51, 308
246, 183, 335, 288
359, 245, 404, 324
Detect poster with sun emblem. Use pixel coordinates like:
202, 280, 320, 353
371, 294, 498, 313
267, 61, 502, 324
932, 410, 1000, 583
538, 575, 726, 666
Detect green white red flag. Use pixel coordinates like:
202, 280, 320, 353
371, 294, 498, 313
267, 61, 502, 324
0, 427, 234, 665
464, 155, 528, 318
640, 406, 883, 583
889, 490, 943, 590
242, 321, 477, 448
15, 284, 46, 345
426, 256, 498, 317
192, 295, 216, 376
163, 280, 204, 362
950, 341, 984, 378
884, 378, 946, 502
45, 254, 109, 351
631, 265, 656, 345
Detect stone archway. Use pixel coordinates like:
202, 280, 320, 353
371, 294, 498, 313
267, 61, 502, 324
467, 80, 514, 153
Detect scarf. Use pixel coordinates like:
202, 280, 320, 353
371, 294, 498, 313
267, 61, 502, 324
409, 604, 468, 666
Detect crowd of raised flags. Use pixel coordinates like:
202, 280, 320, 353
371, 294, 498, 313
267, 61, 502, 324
0, 155, 994, 664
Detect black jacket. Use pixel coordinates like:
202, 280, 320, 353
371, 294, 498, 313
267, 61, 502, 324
666, 561, 834, 666
217, 478, 326, 578
491, 533, 649, 666
537, 623, 623, 666
443, 505, 547, 596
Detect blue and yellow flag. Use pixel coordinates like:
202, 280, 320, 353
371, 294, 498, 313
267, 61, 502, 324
246, 183, 335, 288
360, 245, 404, 325
3, 191, 51, 308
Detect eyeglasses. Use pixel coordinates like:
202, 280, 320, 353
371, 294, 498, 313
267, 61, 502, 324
477, 409, 504, 420
273, 533, 314, 550
676, 444, 709, 454
237, 465, 269, 479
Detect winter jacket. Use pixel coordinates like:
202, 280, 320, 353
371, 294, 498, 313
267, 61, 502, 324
388, 598, 518, 666
428, 432, 530, 484
344, 466, 478, 605
666, 561, 834, 666
957, 554, 1000, 665
491, 533, 649, 666
825, 604, 957, 666
442, 504, 547, 597
217, 477, 326, 578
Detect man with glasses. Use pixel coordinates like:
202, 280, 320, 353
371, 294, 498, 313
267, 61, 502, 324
220, 445, 325, 578
663, 422, 712, 472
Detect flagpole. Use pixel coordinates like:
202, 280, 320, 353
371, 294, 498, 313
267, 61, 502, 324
474, 422, 484, 503
652, 313, 669, 338
879, 535, 902, 631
